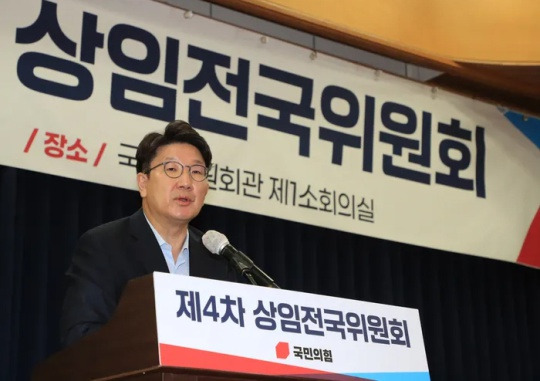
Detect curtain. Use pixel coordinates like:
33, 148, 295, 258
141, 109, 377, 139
1, 166, 538, 380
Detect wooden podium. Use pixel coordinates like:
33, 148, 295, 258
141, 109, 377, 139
32, 275, 341, 381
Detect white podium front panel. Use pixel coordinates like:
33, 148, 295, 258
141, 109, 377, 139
153, 272, 430, 381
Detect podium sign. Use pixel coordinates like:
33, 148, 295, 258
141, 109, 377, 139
154, 272, 430, 380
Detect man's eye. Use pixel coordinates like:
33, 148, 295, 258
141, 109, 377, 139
165, 164, 180, 172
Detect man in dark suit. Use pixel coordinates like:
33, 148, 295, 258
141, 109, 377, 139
60, 120, 238, 347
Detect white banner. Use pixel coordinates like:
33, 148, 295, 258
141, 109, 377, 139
0, 0, 538, 266
153, 272, 430, 380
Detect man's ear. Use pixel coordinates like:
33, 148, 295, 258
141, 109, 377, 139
137, 172, 148, 198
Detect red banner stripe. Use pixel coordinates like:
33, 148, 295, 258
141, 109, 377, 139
517, 207, 540, 268
159, 343, 368, 380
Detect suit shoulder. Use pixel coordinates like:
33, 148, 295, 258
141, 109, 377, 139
80, 214, 131, 242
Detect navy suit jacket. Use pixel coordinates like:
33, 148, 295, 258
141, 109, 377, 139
60, 209, 237, 347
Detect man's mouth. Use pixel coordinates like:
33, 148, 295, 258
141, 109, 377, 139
175, 196, 192, 203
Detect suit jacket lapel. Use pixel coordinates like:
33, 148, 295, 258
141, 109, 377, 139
189, 225, 209, 278
189, 225, 226, 279
128, 209, 169, 273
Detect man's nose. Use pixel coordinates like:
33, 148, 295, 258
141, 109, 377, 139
176, 168, 193, 188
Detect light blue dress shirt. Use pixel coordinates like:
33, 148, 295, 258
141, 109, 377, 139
144, 214, 190, 275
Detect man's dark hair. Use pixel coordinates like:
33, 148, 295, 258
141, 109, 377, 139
136, 120, 212, 173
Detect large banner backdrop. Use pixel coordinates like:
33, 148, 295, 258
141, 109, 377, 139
1, 0, 539, 267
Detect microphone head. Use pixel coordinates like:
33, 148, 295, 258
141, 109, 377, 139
202, 230, 230, 255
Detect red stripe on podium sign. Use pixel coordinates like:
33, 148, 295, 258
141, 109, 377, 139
517, 207, 540, 268
159, 343, 368, 380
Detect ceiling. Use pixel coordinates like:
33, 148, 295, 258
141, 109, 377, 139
427, 63, 540, 116
206, 0, 540, 118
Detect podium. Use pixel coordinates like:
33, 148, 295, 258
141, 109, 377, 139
33, 273, 430, 381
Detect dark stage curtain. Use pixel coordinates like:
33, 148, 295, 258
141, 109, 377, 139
1, 166, 539, 380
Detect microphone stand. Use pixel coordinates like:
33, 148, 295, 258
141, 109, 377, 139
244, 264, 280, 289
225, 248, 280, 288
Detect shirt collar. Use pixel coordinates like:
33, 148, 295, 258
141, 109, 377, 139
143, 212, 190, 251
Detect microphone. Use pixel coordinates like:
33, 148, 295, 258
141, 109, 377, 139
202, 230, 280, 289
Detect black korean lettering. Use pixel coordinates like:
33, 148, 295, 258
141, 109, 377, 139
15, 0, 76, 56
80, 12, 105, 64
380, 102, 431, 184
17, 52, 93, 100
184, 45, 249, 140
319, 85, 361, 165
110, 73, 176, 121
255, 65, 314, 157
108, 24, 160, 73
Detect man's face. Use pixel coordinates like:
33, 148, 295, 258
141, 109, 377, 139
137, 143, 209, 227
